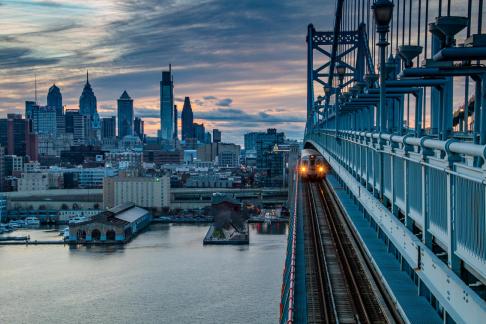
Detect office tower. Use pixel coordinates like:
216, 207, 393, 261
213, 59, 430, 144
134, 117, 144, 141
47, 84, 63, 115
255, 129, 285, 169
160, 67, 174, 140
117, 91, 134, 139
101, 117, 116, 139
244, 131, 265, 151
0, 114, 37, 159
193, 123, 205, 142
65, 109, 89, 145
25, 101, 37, 120
31, 105, 57, 135
213, 129, 221, 143
0, 146, 4, 191
204, 132, 212, 144
79, 71, 97, 118
181, 97, 194, 140
173, 105, 178, 140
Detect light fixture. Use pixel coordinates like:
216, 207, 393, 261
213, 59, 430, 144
372, 0, 394, 27
336, 63, 346, 77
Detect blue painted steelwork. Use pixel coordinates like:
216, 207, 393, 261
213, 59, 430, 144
302, 0, 486, 322
280, 176, 307, 323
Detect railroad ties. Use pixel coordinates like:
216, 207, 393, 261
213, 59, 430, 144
303, 179, 398, 324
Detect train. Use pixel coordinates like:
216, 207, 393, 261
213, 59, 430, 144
299, 148, 328, 181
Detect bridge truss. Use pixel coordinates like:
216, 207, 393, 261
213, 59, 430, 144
283, 0, 486, 323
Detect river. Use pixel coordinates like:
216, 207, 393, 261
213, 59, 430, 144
0, 223, 287, 324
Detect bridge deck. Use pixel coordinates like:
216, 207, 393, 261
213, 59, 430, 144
326, 174, 442, 324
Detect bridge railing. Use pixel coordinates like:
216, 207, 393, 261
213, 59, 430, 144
280, 176, 299, 323
307, 128, 486, 282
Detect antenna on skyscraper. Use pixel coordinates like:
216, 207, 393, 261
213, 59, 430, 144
86, 69, 89, 83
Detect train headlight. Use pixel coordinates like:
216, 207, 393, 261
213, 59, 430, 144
300, 166, 307, 173
318, 166, 324, 172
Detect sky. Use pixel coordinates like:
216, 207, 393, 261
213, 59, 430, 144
0, 0, 332, 145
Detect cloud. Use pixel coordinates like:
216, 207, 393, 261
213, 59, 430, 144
216, 98, 232, 107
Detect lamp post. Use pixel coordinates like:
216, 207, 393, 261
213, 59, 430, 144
324, 85, 331, 129
336, 63, 346, 134
372, 0, 394, 133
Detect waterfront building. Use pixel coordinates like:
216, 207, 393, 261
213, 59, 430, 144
160, 68, 174, 140
49, 166, 117, 189
193, 123, 205, 143
68, 203, 151, 243
213, 129, 221, 143
0, 114, 37, 160
134, 117, 144, 141
117, 90, 134, 139
79, 71, 97, 119
47, 84, 63, 116
31, 105, 57, 135
181, 97, 194, 140
101, 117, 116, 140
103, 175, 170, 209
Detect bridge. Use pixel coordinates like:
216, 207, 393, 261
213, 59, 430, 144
281, 0, 486, 323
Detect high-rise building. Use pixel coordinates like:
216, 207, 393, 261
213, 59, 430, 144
101, 117, 116, 139
213, 129, 221, 143
196, 142, 241, 168
160, 67, 174, 140
244, 131, 265, 151
181, 97, 194, 140
193, 123, 205, 143
117, 90, 134, 139
0, 146, 4, 191
47, 84, 63, 116
204, 132, 212, 144
31, 105, 57, 135
25, 101, 37, 120
134, 117, 144, 141
173, 105, 178, 140
79, 71, 97, 118
65, 109, 89, 145
0, 114, 37, 159
255, 129, 285, 169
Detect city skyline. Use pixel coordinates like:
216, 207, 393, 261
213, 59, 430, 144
0, 0, 328, 145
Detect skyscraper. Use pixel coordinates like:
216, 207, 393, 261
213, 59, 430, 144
79, 71, 97, 118
31, 106, 57, 135
25, 101, 37, 120
134, 117, 144, 141
0, 114, 37, 159
160, 67, 174, 140
101, 117, 116, 139
213, 129, 221, 143
193, 123, 205, 143
173, 105, 178, 140
47, 84, 63, 115
181, 97, 194, 140
117, 91, 134, 139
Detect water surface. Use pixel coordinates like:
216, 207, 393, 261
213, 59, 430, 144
0, 223, 287, 324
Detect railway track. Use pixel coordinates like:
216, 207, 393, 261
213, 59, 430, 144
304, 180, 402, 324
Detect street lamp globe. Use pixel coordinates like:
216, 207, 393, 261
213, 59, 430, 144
372, 0, 394, 27
336, 63, 346, 78
324, 84, 332, 95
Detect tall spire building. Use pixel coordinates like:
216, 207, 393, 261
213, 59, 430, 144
173, 105, 178, 140
160, 66, 174, 140
181, 96, 194, 140
79, 71, 97, 118
47, 84, 63, 115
